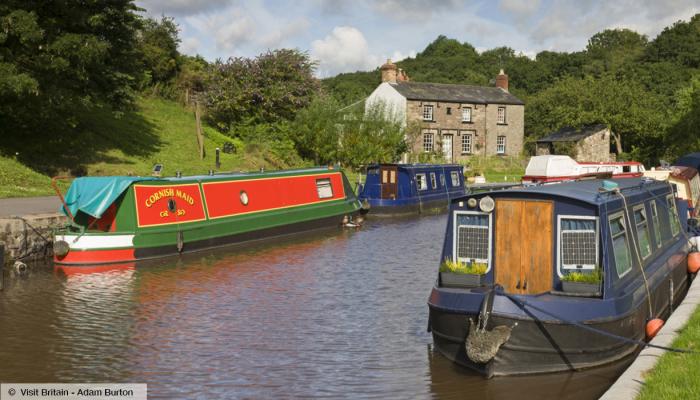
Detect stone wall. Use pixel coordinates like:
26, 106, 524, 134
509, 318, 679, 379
576, 128, 612, 162
406, 100, 524, 162
0, 213, 67, 265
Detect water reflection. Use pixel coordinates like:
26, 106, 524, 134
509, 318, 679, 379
0, 216, 632, 399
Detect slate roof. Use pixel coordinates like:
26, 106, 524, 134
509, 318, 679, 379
536, 124, 608, 143
388, 81, 524, 105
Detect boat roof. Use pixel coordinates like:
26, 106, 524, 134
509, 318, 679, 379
367, 163, 462, 170
675, 153, 700, 170
468, 177, 670, 206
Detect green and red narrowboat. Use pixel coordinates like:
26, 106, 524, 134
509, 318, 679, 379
53, 167, 362, 265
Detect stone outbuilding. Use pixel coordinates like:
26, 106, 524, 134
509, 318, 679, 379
366, 60, 525, 163
535, 124, 614, 162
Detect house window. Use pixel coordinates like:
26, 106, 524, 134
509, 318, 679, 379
650, 201, 662, 248
454, 212, 491, 269
497, 106, 506, 124
496, 136, 506, 154
633, 206, 652, 259
423, 132, 434, 152
316, 178, 333, 199
559, 216, 597, 274
423, 105, 434, 121
461, 132, 473, 154
416, 173, 428, 191
610, 213, 632, 277
451, 171, 460, 187
462, 107, 472, 122
430, 172, 437, 189
446, 107, 452, 115
667, 195, 680, 237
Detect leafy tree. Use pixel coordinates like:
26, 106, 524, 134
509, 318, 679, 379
138, 16, 181, 86
585, 29, 647, 74
204, 49, 319, 133
666, 75, 700, 158
645, 14, 700, 68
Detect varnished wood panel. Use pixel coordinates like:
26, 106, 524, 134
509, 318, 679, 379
495, 200, 523, 292
521, 200, 553, 294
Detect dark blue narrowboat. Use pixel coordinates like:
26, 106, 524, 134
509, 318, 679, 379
358, 164, 467, 216
428, 178, 694, 377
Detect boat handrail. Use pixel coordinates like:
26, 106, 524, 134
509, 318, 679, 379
51, 176, 75, 222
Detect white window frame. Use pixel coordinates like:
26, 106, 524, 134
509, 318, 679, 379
451, 171, 460, 187
666, 194, 680, 237
650, 200, 662, 248
609, 211, 633, 278
496, 136, 506, 154
461, 131, 473, 154
556, 215, 599, 277
452, 210, 493, 272
423, 105, 434, 121
415, 173, 427, 191
316, 178, 333, 199
430, 172, 437, 189
461, 106, 472, 122
632, 204, 652, 260
440, 173, 446, 187
497, 106, 506, 124
423, 132, 434, 152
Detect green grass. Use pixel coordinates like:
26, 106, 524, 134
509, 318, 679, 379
0, 97, 272, 198
439, 258, 488, 275
638, 306, 700, 399
465, 155, 525, 183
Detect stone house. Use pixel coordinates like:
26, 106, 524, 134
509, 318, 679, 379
535, 124, 614, 162
366, 60, 525, 163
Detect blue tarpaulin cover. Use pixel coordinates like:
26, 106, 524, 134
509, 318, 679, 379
61, 176, 157, 219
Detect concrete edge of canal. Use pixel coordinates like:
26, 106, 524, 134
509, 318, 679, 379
0, 213, 66, 266
599, 274, 700, 400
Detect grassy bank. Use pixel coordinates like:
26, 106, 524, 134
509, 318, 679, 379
638, 306, 700, 399
0, 97, 279, 199
465, 155, 525, 182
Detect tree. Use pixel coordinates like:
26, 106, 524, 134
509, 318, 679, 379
585, 29, 647, 74
138, 16, 181, 86
666, 75, 700, 159
204, 49, 319, 133
645, 14, 700, 68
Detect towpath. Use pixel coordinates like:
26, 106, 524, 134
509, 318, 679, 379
0, 196, 61, 217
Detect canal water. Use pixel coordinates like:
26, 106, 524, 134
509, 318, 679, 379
0, 215, 632, 399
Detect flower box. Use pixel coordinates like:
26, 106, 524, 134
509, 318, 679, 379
561, 280, 600, 294
440, 271, 483, 288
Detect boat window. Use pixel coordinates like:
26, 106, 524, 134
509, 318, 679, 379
650, 201, 662, 248
440, 174, 446, 187
430, 173, 437, 189
416, 173, 427, 191
559, 217, 597, 272
451, 171, 460, 187
667, 195, 680, 237
454, 212, 491, 268
609, 213, 632, 277
633, 206, 652, 259
367, 167, 379, 175
316, 178, 333, 199
382, 170, 388, 183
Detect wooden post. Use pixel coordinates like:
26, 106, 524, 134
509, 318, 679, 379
195, 101, 204, 160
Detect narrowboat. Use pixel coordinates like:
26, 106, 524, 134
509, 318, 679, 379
522, 155, 645, 184
357, 163, 467, 216
53, 167, 362, 265
428, 178, 693, 377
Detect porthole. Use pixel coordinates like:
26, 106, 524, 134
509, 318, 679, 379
240, 190, 249, 206
167, 198, 177, 213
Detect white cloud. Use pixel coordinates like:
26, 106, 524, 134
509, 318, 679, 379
179, 36, 201, 55
137, 0, 233, 17
312, 26, 381, 76
259, 18, 311, 48
371, 0, 462, 21
498, 0, 541, 17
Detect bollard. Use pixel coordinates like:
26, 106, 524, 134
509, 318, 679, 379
216, 147, 221, 170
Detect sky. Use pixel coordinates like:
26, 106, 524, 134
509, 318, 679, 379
137, 0, 699, 77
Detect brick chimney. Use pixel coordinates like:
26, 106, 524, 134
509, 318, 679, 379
495, 69, 509, 92
380, 59, 398, 83
397, 68, 410, 82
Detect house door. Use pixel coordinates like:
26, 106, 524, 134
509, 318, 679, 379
442, 135, 453, 163
380, 166, 398, 199
495, 199, 553, 294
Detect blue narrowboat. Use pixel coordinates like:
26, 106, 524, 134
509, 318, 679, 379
428, 177, 694, 377
358, 164, 467, 216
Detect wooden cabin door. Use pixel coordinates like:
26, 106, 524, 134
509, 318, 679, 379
380, 166, 398, 199
495, 199, 553, 294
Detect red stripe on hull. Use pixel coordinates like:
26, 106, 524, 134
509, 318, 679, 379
202, 173, 346, 219
54, 248, 136, 265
